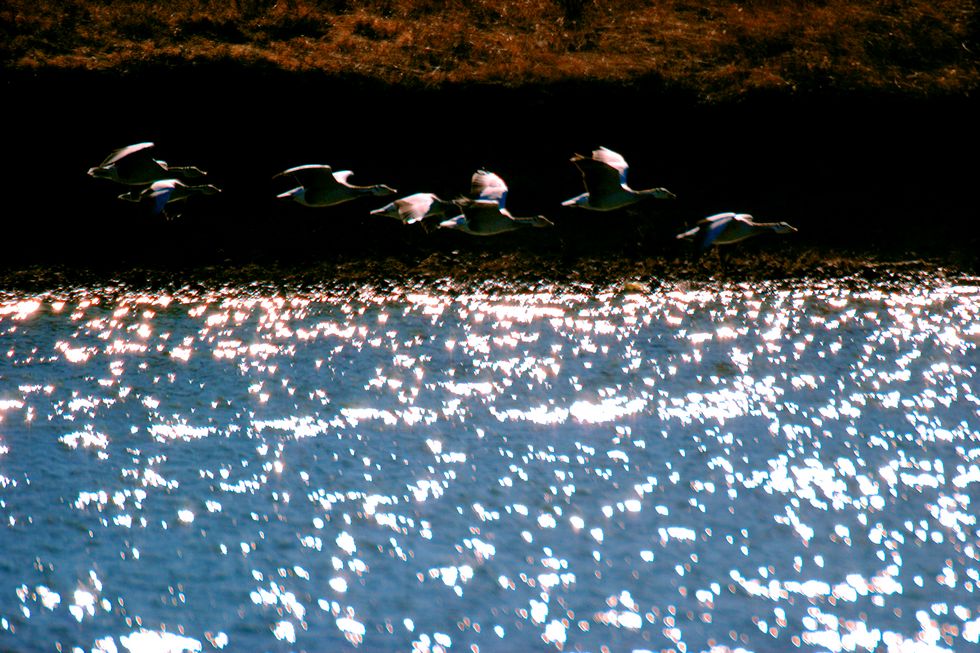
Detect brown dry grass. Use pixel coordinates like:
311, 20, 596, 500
2, 1, 977, 98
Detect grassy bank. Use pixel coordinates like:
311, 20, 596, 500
3, 1, 977, 99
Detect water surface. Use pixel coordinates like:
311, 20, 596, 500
1, 274, 978, 652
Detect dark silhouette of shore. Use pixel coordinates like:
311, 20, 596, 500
2, 66, 977, 277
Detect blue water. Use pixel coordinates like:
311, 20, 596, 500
1, 275, 978, 653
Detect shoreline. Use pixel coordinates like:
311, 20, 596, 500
1, 250, 974, 293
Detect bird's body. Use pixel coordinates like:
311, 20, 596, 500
439, 199, 553, 236
88, 142, 206, 185
562, 146, 674, 211
118, 179, 221, 217
438, 169, 552, 236
676, 212, 797, 251
370, 192, 457, 225
275, 164, 396, 208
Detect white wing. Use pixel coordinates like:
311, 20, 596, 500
470, 170, 508, 207
592, 147, 629, 182
100, 142, 155, 166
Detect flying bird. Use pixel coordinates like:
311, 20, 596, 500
370, 192, 458, 225
676, 212, 797, 251
371, 169, 511, 229
88, 142, 206, 185
438, 200, 553, 236
118, 179, 221, 218
562, 146, 675, 211
437, 170, 551, 236
274, 164, 396, 208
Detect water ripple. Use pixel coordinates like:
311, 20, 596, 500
0, 276, 978, 652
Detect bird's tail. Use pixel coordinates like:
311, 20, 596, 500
276, 188, 303, 201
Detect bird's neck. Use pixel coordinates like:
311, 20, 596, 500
168, 166, 206, 179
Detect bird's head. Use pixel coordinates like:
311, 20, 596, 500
371, 184, 398, 197
651, 188, 676, 200
198, 184, 221, 196
773, 222, 798, 234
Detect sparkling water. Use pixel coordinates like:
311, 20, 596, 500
1, 274, 978, 652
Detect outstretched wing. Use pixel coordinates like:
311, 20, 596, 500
373, 193, 439, 223
146, 180, 178, 215
100, 142, 155, 167
696, 212, 736, 250
571, 149, 627, 197
470, 170, 508, 207
275, 164, 341, 191
591, 147, 629, 182
332, 170, 369, 190
400, 193, 449, 224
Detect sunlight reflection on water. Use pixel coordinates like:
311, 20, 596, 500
0, 275, 978, 652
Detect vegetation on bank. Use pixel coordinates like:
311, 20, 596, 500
2, 0, 977, 98
0, 251, 968, 292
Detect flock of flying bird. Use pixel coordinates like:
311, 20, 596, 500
87, 142, 798, 251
